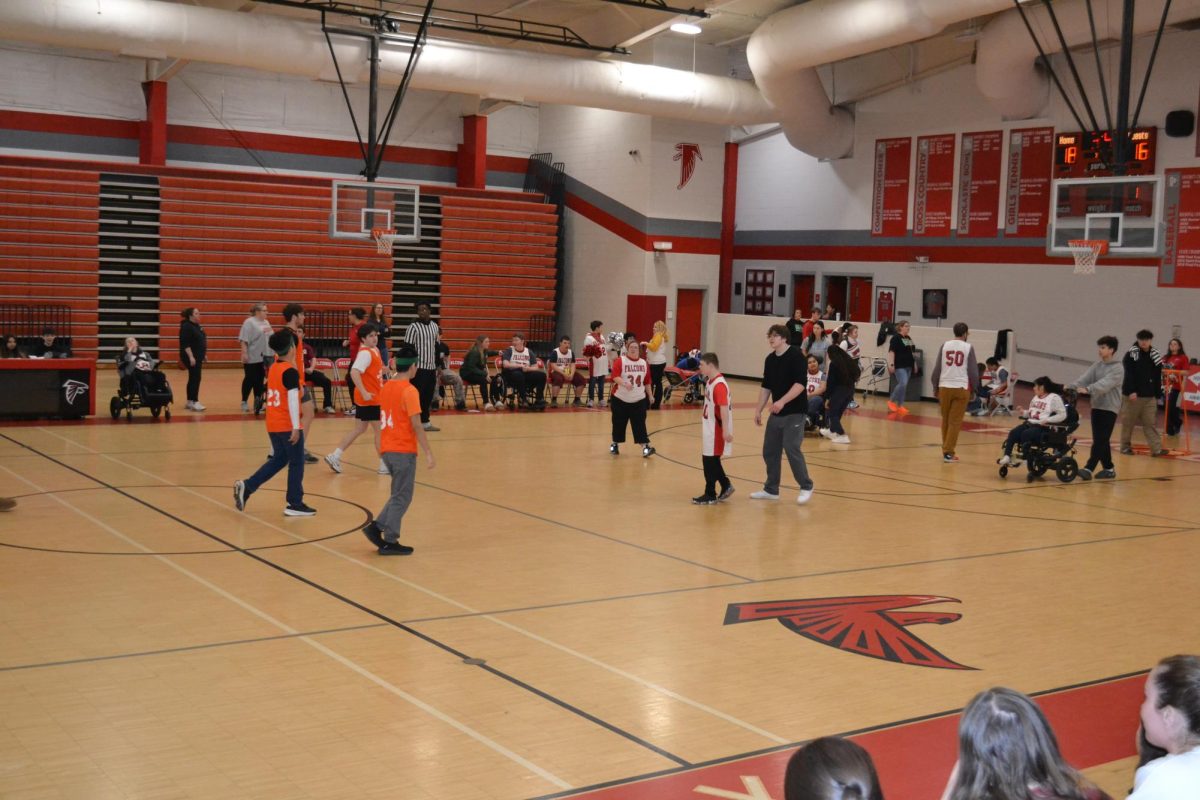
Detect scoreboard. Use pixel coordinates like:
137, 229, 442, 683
1054, 127, 1157, 178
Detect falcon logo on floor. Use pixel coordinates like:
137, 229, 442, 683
724, 594, 973, 670
62, 379, 88, 405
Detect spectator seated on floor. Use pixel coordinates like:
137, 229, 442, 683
301, 339, 336, 413
547, 335, 586, 407
805, 354, 827, 430
28, 327, 71, 359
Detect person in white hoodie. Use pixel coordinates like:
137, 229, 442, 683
996, 376, 1067, 467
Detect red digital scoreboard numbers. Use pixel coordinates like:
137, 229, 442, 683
1054, 127, 1157, 177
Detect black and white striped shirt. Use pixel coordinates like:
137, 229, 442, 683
404, 319, 440, 370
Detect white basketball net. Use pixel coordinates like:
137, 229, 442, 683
372, 228, 396, 256
1067, 239, 1104, 275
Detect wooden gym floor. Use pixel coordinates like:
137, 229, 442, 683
1, 369, 1198, 799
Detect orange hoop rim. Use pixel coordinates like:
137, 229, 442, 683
1067, 238, 1108, 255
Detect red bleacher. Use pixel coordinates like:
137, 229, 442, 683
0, 165, 100, 355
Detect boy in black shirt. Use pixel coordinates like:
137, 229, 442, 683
753, 324, 815, 504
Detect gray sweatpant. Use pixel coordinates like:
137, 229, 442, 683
762, 413, 814, 494
377, 452, 417, 543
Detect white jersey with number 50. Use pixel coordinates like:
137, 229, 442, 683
938, 339, 973, 389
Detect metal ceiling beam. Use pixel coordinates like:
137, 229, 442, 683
599, 0, 711, 17
253, 0, 629, 54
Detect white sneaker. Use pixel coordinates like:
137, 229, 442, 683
324, 453, 342, 474
831, 434, 851, 444
484, 403, 495, 411
191, 402, 206, 411
997, 454, 1011, 466
796, 489, 814, 505
818, 427, 833, 439
377, 461, 389, 475
240, 401, 249, 413
184, 401, 194, 410
750, 490, 780, 500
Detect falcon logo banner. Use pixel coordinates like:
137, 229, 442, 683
673, 143, 702, 189
725, 594, 973, 670
62, 379, 89, 405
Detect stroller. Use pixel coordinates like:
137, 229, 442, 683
997, 391, 1080, 483
663, 350, 706, 405
111, 353, 174, 420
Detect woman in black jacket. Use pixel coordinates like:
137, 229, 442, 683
179, 307, 208, 411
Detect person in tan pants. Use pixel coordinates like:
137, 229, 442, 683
932, 322, 979, 464
1119, 329, 1168, 457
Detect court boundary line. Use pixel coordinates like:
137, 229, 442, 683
0, 461, 574, 791
0, 622, 389, 672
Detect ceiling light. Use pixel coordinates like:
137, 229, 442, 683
670, 22, 702, 35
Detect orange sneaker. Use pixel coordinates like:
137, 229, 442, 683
897, 406, 910, 416
887, 401, 899, 412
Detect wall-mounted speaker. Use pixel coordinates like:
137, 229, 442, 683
1165, 110, 1195, 138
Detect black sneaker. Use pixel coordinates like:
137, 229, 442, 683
549, 398, 559, 407
1077, 468, 1093, 481
572, 398, 584, 407
609, 443, 619, 455
717, 484, 735, 502
378, 541, 414, 556
1096, 468, 1117, 479
692, 494, 718, 505
455, 402, 467, 411
284, 503, 317, 517
304, 451, 319, 464
361, 521, 385, 547
642, 444, 656, 458
233, 480, 246, 511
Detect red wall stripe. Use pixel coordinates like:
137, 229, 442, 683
565, 192, 720, 255
733, 243, 1159, 267
0, 109, 139, 140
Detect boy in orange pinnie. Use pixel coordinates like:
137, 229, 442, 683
362, 343, 435, 555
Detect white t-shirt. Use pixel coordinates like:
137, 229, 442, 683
938, 339, 974, 388
1027, 393, 1067, 425
611, 356, 649, 404
585, 333, 608, 375
1129, 746, 1200, 800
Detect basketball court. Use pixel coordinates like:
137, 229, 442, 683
2, 369, 1198, 798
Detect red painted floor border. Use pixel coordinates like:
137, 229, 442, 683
539, 672, 1144, 800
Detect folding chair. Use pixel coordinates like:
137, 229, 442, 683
331, 357, 353, 411
449, 358, 481, 409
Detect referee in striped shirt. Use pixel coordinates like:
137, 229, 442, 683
405, 302, 441, 432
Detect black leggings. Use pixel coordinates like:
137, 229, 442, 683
1087, 409, 1117, 470
306, 370, 333, 409
702, 455, 730, 496
464, 374, 491, 404
241, 362, 265, 403
611, 396, 649, 444
185, 362, 203, 402
413, 368, 438, 423
650, 362, 666, 409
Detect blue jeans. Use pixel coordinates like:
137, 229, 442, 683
889, 367, 911, 405
587, 375, 605, 403
244, 430, 305, 507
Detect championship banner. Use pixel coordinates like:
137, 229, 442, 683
913, 134, 955, 237
1160, 168, 1200, 289
1004, 126, 1054, 237
872, 137, 911, 237
957, 130, 1003, 237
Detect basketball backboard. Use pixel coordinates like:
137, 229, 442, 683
329, 180, 421, 242
1047, 176, 1163, 257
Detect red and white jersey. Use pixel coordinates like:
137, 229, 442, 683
1027, 392, 1066, 425
806, 370, 825, 395
584, 333, 608, 375
611, 356, 649, 403
702, 374, 732, 457
506, 346, 532, 368
938, 339, 973, 388
551, 347, 574, 373
841, 337, 861, 359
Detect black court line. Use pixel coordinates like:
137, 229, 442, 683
0, 485, 369, 556
332, 454, 755, 583
0, 623, 389, 672
527, 667, 1152, 800
0, 431, 691, 769
400, 522, 1199, 627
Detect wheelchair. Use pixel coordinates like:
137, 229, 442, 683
998, 403, 1080, 483
111, 364, 174, 421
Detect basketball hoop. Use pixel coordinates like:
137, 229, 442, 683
371, 227, 396, 256
1067, 239, 1107, 275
